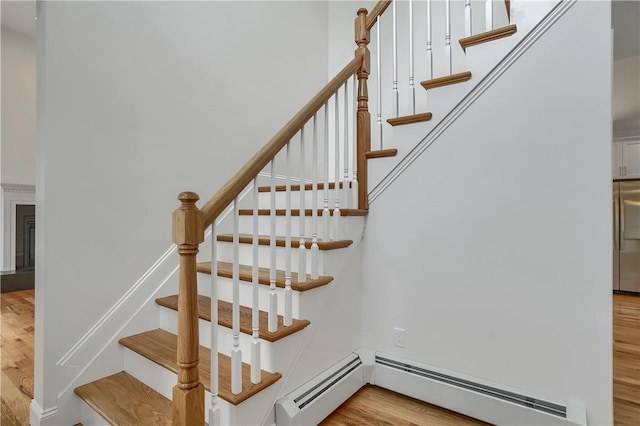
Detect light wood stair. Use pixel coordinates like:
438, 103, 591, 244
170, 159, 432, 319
258, 182, 350, 192
421, 71, 472, 90
74, 371, 172, 425
386, 112, 432, 126
119, 329, 282, 405
217, 234, 353, 250
197, 261, 334, 291
156, 294, 310, 342
459, 24, 517, 51
238, 208, 368, 216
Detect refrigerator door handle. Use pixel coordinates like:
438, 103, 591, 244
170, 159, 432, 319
621, 198, 626, 251
615, 196, 620, 250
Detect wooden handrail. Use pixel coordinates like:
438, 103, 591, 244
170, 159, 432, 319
366, 0, 393, 30
200, 52, 364, 229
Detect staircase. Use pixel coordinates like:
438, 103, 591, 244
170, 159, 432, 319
70, 0, 523, 424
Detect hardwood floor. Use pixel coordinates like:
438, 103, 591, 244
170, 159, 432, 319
613, 293, 640, 425
1, 290, 638, 425
320, 385, 490, 425
1, 290, 34, 426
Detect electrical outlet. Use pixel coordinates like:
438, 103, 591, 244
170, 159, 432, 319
393, 327, 405, 348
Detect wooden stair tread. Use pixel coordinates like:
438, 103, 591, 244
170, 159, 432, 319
155, 295, 310, 342
197, 261, 333, 291
258, 182, 350, 192
386, 112, 433, 126
74, 371, 171, 425
119, 329, 282, 406
459, 24, 517, 51
421, 71, 472, 90
216, 234, 353, 250
238, 208, 368, 216
366, 149, 398, 159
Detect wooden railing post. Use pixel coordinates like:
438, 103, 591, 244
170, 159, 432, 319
172, 191, 205, 426
355, 8, 371, 210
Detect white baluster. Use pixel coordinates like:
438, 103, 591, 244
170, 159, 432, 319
351, 75, 359, 206
343, 81, 350, 209
251, 178, 261, 384
486, 0, 494, 31
465, 0, 472, 37
409, 0, 415, 114
268, 160, 278, 333
231, 197, 242, 394
376, 15, 383, 150
446, 0, 452, 75
311, 114, 319, 280
298, 129, 308, 287
427, 0, 433, 80
333, 93, 341, 240
392, 0, 399, 117
322, 102, 331, 241
285, 143, 292, 327
209, 222, 220, 425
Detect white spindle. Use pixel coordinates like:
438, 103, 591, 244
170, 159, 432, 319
392, 0, 399, 117
322, 102, 330, 240
251, 179, 261, 384
343, 81, 350, 209
209, 222, 220, 425
284, 142, 292, 327
409, 0, 415, 114
231, 198, 242, 394
427, 0, 433, 79
298, 131, 308, 293
486, 0, 494, 31
351, 75, 359, 206
268, 161, 278, 333
311, 114, 319, 280
376, 16, 383, 150
333, 93, 341, 240
446, 0, 452, 75
465, 0, 472, 37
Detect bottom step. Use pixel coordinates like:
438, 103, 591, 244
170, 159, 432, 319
74, 371, 171, 425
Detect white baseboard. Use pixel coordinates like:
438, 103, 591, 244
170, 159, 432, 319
29, 400, 58, 426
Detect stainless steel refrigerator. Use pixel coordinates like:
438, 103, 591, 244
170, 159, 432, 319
613, 180, 640, 292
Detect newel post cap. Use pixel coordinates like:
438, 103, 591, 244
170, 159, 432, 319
172, 191, 204, 246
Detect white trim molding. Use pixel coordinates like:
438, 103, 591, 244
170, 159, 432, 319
29, 400, 58, 426
1, 183, 36, 272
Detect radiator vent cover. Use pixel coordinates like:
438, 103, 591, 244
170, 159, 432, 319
275, 353, 365, 426
375, 355, 566, 418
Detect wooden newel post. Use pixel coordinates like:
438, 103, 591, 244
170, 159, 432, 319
172, 191, 205, 426
355, 8, 371, 210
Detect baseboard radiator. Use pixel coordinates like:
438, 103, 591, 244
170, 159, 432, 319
374, 353, 586, 426
275, 354, 364, 426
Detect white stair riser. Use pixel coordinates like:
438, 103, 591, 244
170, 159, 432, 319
257, 187, 356, 210
197, 273, 302, 318
237, 215, 362, 240
216, 242, 327, 275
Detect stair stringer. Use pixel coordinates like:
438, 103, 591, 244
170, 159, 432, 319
367, 0, 565, 192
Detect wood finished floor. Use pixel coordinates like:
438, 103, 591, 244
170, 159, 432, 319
1, 290, 638, 425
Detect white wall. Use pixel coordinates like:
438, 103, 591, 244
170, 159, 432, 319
1, 26, 36, 186
361, 1, 612, 424
34, 0, 328, 415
